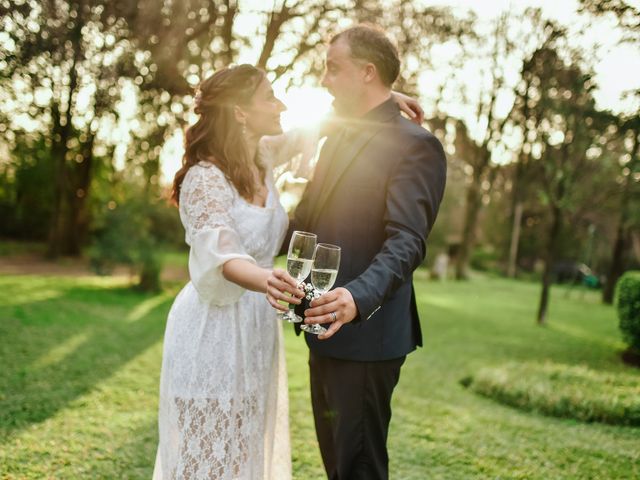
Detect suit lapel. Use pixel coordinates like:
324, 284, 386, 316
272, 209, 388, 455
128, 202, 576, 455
296, 133, 342, 230
307, 124, 385, 230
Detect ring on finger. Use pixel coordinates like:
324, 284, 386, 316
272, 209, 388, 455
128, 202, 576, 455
330, 311, 337, 322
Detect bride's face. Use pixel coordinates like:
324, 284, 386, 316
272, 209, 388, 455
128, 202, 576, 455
242, 78, 286, 137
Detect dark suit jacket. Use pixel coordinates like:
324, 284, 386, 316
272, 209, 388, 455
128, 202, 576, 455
290, 98, 447, 362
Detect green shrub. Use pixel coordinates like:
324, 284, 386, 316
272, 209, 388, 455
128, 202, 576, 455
469, 246, 501, 274
464, 362, 640, 426
89, 190, 164, 292
615, 271, 640, 352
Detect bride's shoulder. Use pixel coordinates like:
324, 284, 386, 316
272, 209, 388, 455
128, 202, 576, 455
188, 160, 225, 177
180, 163, 236, 209
183, 161, 230, 190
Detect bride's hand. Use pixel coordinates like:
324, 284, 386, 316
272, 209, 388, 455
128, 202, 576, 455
266, 268, 304, 312
391, 91, 424, 125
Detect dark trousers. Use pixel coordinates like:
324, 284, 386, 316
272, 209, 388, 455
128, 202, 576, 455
309, 351, 406, 480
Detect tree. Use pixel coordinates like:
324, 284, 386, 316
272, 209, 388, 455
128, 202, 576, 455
578, 0, 640, 302
505, 15, 567, 278
602, 112, 640, 303
514, 34, 614, 324
0, 0, 132, 256
0, 0, 517, 273
410, 8, 572, 280
579, 0, 640, 42
0, 0, 353, 255
446, 12, 520, 279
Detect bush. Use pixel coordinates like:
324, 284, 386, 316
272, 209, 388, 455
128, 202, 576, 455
463, 362, 640, 426
89, 189, 165, 292
616, 271, 640, 352
0, 139, 56, 239
469, 246, 501, 273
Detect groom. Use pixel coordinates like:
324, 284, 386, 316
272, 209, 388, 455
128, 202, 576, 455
275, 25, 446, 479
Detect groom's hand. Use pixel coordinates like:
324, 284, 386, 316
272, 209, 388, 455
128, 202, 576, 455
304, 287, 358, 340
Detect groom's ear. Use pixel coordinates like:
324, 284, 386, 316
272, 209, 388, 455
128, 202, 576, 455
362, 62, 378, 84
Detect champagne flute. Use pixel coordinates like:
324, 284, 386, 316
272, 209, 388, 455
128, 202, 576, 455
301, 243, 341, 335
281, 231, 316, 323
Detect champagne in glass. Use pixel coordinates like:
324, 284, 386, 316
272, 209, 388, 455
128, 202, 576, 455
286, 257, 313, 283
310, 268, 337, 292
301, 243, 341, 335
281, 231, 316, 323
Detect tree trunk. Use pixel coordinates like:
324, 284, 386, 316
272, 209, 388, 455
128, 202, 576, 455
603, 218, 628, 304
455, 178, 483, 279
603, 128, 637, 304
47, 105, 71, 258
47, 15, 82, 258
138, 257, 161, 292
64, 134, 95, 254
537, 206, 562, 324
257, 6, 288, 70
219, 0, 238, 65
507, 201, 523, 278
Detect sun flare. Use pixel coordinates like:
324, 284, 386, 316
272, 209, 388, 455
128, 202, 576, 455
277, 86, 333, 131
160, 85, 333, 184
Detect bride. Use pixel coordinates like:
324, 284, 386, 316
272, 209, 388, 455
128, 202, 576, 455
152, 64, 422, 479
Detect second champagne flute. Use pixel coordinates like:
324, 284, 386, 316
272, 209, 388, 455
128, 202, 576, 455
281, 231, 316, 323
301, 243, 341, 335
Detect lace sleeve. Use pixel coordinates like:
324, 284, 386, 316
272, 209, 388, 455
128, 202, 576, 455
258, 127, 320, 179
180, 164, 256, 305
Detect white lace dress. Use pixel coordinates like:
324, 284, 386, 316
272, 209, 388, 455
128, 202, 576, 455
152, 153, 294, 479
153, 130, 317, 480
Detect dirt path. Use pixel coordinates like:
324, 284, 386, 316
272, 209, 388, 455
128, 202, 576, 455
0, 253, 188, 282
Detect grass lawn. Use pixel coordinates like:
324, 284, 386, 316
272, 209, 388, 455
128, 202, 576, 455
0, 270, 638, 479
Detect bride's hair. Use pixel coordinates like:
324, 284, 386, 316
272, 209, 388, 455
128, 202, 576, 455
171, 64, 266, 205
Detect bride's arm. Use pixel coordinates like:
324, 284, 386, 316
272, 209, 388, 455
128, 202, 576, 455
183, 165, 302, 307
391, 91, 424, 124
221, 260, 271, 294
222, 260, 302, 311
259, 127, 320, 172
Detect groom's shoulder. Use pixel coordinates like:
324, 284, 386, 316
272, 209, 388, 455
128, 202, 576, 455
392, 116, 444, 155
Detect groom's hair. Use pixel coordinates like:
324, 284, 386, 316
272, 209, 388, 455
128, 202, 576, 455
331, 25, 400, 87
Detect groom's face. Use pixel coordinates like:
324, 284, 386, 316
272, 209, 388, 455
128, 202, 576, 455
322, 38, 367, 115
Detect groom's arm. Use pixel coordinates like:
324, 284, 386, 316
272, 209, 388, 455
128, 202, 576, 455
346, 133, 447, 321
304, 132, 446, 337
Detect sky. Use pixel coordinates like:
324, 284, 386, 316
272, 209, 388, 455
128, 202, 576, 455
160, 0, 640, 181
270, 0, 640, 119
238, 0, 640, 135
431, 0, 640, 113
5, 1, 635, 180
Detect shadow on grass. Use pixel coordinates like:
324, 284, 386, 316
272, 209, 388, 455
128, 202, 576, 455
90, 418, 159, 479
0, 279, 171, 442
